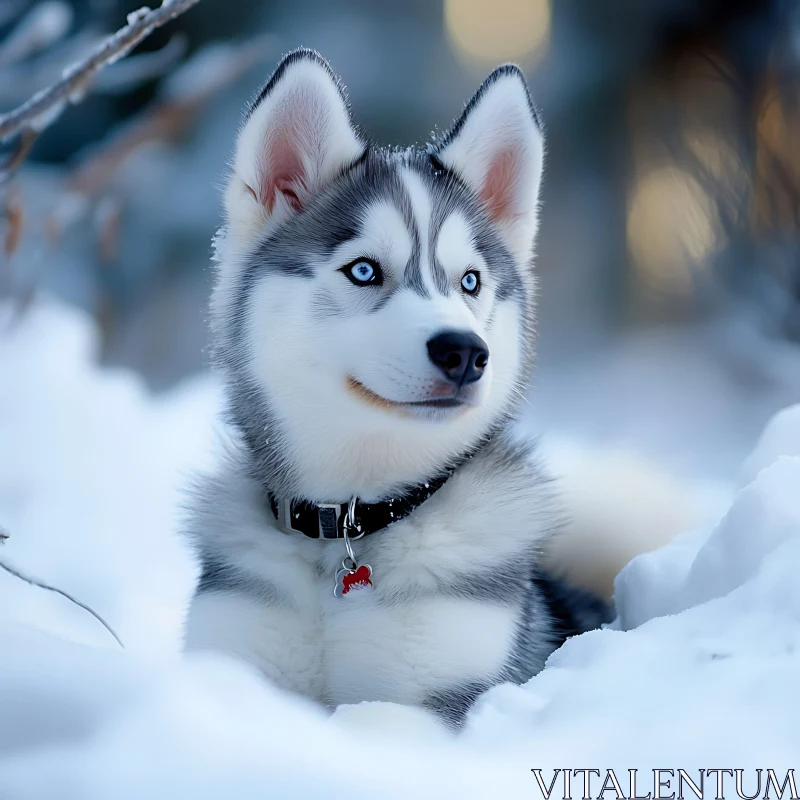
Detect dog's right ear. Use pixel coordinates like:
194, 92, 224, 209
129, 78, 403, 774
225, 49, 365, 244
431, 65, 543, 263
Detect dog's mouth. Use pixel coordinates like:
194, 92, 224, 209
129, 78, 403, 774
345, 377, 471, 413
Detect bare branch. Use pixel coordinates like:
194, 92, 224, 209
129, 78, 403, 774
0, 526, 124, 648
45, 35, 277, 240
0, 0, 202, 143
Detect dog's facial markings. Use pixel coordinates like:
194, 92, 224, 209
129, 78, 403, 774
213, 48, 544, 496
434, 209, 485, 301
399, 168, 437, 299
428, 179, 472, 299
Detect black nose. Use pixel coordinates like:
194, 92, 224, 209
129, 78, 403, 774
426, 330, 489, 385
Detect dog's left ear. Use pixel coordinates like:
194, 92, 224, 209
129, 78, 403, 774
432, 66, 544, 262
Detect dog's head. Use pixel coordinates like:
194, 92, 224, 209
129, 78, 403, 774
213, 49, 544, 500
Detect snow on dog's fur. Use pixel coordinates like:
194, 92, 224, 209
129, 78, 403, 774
183, 49, 674, 726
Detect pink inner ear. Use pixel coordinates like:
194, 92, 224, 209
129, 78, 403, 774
481, 148, 519, 223
260, 125, 307, 213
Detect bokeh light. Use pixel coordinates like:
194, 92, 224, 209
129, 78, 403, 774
627, 166, 719, 297
444, 0, 550, 66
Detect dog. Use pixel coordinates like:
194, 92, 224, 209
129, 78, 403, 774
183, 49, 669, 727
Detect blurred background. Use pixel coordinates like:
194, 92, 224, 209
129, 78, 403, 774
2, 0, 800, 478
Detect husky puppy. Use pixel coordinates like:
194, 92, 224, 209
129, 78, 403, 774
184, 49, 612, 726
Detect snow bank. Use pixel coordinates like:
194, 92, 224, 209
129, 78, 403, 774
0, 298, 218, 655
1, 300, 798, 798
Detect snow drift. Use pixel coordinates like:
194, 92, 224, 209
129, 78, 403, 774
1, 299, 798, 799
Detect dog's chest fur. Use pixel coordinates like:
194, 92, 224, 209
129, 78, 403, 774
184, 436, 563, 716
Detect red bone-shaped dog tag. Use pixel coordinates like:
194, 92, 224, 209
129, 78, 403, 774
334, 563, 373, 597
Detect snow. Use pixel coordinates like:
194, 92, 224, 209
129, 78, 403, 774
0, 299, 217, 655
741, 404, 800, 485
1, 299, 799, 797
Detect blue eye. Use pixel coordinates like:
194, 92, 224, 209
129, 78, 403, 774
342, 259, 382, 286
351, 262, 374, 282
461, 270, 480, 294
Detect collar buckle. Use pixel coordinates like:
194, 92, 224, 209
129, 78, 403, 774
316, 502, 345, 539
276, 497, 345, 539
275, 496, 296, 536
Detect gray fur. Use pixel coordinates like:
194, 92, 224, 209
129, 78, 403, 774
197, 556, 288, 609
424, 682, 491, 729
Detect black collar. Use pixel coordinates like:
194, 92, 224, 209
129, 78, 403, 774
267, 468, 457, 540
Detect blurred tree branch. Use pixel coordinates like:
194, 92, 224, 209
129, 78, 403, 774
0, 0, 202, 186
0, 19, 277, 327
45, 35, 278, 254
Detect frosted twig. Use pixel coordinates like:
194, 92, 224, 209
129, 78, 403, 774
0, 524, 124, 648
0, 0, 202, 143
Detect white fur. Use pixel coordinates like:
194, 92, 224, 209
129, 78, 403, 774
324, 596, 516, 705
185, 591, 326, 698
